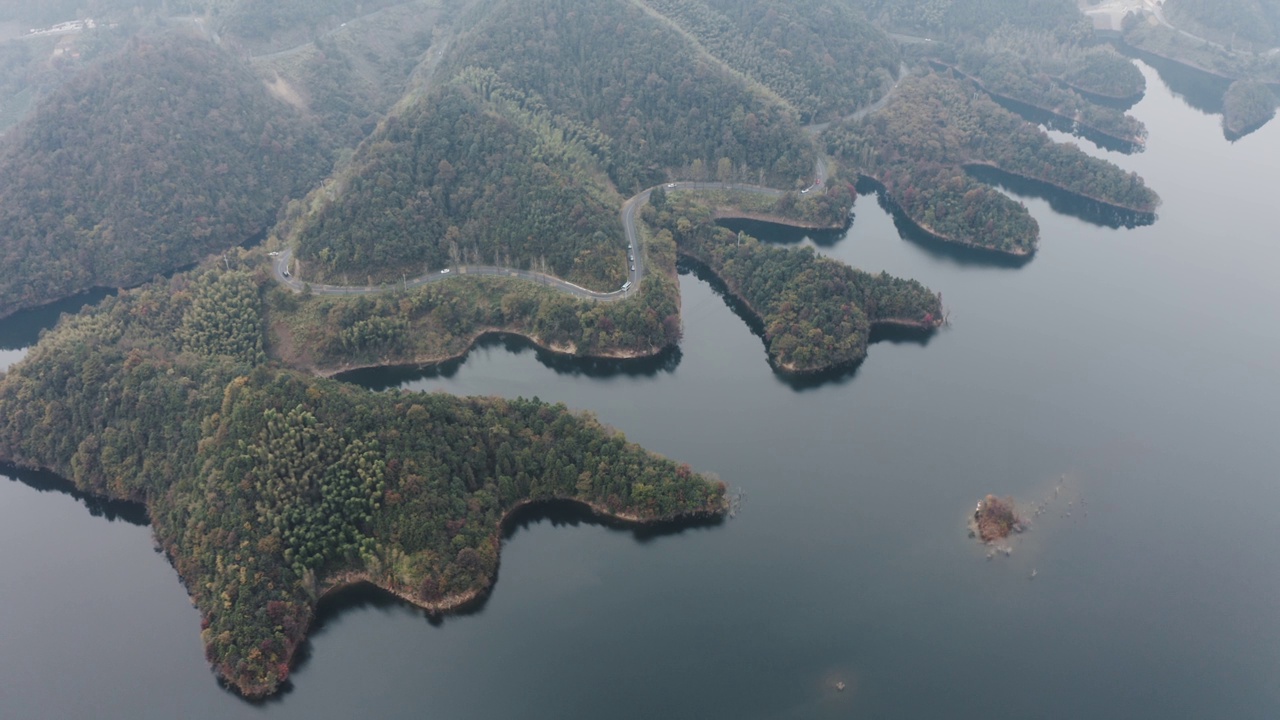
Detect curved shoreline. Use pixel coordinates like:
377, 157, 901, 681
675, 250, 932, 377
930, 61, 1147, 151
285, 187, 868, 379
710, 208, 847, 231
4, 442, 727, 701
856, 174, 1036, 259
315, 496, 726, 611
316, 327, 671, 379
1057, 78, 1144, 108
1119, 35, 1254, 85
248, 496, 727, 700
960, 162, 1159, 218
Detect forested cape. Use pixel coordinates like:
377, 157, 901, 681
1223, 79, 1278, 138
650, 192, 941, 372
826, 73, 1159, 255
0, 33, 328, 319
0, 262, 725, 698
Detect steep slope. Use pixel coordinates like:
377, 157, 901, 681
218, 0, 402, 54
287, 0, 821, 287
646, 0, 900, 122
292, 79, 627, 289
453, 0, 815, 192
250, 0, 442, 149
0, 33, 328, 318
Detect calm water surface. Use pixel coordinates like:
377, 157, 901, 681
2, 63, 1279, 719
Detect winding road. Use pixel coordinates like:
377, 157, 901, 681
271, 50, 912, 302
272, 181, 790, 301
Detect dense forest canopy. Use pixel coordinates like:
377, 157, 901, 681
293, 81, 626, 289
1222, 78, 1278, 136
284, 0, 828, 290
0, 0, 1186, 699
849, 0, 1152, 142
0, 32, 328, 318
0, 258, 725, 698
948, 45, 1147, 147
650, 193, 941, 372
642, 0, 900, 122
451, 0, 815, 192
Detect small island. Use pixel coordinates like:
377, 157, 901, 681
972, 495, 1022, 543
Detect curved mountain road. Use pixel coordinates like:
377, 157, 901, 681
272, 181, 789, 300
272, 56, 911, 301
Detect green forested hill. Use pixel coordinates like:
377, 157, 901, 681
293, 80, 626, 288
453, 0, 815, 192
0, 33, 328, 318
642, 0, 900, 122
649, 191, 941, 372
287, 0, 821, 286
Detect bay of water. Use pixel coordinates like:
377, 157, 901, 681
2, 62, 1279, 718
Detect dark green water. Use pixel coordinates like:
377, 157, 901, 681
2, 63, 1279, 719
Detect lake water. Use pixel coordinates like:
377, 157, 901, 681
2, 62, 1279, 718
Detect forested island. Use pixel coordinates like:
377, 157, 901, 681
0, 263, 726, 698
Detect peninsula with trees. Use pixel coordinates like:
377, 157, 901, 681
0, 263, 727, 698
826, 72, 1159, 256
